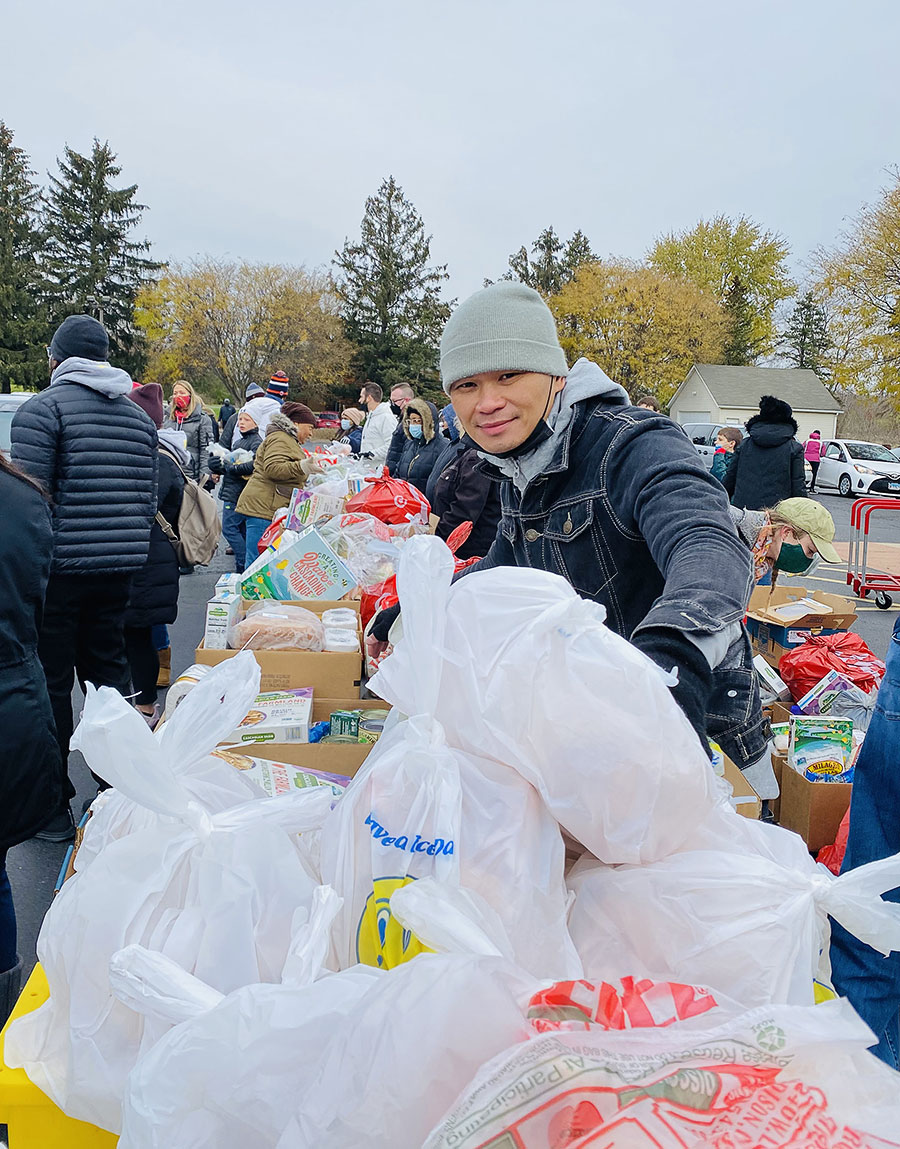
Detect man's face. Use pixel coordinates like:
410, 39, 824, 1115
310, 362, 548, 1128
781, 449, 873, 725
390, 389, 412, 411
449, 370, 565, 454
359, 388, 367, 407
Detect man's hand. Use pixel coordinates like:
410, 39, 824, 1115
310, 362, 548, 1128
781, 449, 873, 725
365, 633, 389, 661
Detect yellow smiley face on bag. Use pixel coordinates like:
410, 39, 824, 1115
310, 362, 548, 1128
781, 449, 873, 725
355, 876, 431, 970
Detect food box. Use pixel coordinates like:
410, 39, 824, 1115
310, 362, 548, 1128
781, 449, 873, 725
203, 590, 241, 651
721, 755, 762, 820
753, 655, 790, 702
285, 489, 348, 531
746, 586, 857, 666
241, 527, 357, 601
249, 698, 392, 778
221, 688, 314, 746
789, 715, 854, 782
211, 748, 349, 799
196, 603, 363, 695
795, 670, 862, 716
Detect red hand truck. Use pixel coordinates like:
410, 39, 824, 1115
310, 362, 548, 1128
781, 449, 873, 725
847, 497, 900, 609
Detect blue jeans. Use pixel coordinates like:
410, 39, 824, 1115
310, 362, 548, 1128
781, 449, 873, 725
222, 503, 249, 572
830, 614, 900, 1068
151, 624, 169, 651
241, 515, 271, 571
0, 852, 15, 973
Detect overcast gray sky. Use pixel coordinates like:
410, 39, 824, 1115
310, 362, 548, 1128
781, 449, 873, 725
3, 0, 897, 301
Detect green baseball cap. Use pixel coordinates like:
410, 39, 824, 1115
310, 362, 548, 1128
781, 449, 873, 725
775, 498, 841, 564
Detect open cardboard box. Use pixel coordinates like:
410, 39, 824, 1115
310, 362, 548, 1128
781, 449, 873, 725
722, 755, 761, 820
247, 697, 391, 778
747, 585, 857, 668
777, 761, 852, 853
196, 600, 363, 696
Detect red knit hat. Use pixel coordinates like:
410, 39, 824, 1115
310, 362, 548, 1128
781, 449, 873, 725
267, 370, 290, 400
130, 382, 164, 428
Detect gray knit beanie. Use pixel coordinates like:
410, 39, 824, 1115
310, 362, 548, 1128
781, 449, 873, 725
440, 282, 569, 394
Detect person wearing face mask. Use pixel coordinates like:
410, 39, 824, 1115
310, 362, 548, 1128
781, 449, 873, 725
730, 499, 840, 586
235, 401, 320, 567
392, 398, 444, 495
371, 283, 772, 794
385, 383, 416, 474
336, 407, 364, 454
163, 380, 212, 483
209, 398, 275, 572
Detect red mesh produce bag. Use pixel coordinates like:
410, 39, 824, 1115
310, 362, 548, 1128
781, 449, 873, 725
779, 632, 885, 700
344, 468, 430, 525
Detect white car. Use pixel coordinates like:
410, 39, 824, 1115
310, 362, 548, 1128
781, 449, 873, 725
815, 439, 900, 498
0, 392, 34, 457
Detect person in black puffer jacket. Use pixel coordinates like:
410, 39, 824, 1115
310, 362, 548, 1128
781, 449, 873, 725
425, 433, 502, 560
123, 384, 187, 728
723, 395, 807, 510
392, 398, 445, 495
11, 315, 157, 838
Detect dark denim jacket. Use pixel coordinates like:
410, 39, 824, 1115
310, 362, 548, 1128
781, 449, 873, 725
478, 396, 769, 767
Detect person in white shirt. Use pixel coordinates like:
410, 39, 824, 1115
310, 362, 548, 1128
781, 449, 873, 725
358, 382, 398, 467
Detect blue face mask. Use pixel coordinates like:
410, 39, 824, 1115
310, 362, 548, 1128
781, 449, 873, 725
409, 424, 424, 440
340, 419, 351, 430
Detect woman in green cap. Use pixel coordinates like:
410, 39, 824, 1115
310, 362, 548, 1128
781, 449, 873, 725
730, 497, 841, 588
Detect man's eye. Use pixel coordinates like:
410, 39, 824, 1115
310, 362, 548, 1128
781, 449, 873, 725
499, 372, 522, 381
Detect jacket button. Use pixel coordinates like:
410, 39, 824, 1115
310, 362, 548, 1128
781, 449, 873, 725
563, 517, 573, 535
524, 528, 540, 542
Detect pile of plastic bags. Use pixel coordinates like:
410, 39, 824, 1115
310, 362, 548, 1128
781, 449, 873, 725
6, 536, 900, 1147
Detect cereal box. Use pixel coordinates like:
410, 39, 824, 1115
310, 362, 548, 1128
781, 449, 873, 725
221, 688, 314, 745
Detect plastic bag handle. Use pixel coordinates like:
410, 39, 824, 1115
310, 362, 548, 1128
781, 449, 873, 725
109, 944, 224, 1023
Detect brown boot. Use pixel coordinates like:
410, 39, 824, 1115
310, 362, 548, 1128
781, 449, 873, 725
157, 646, 171, 688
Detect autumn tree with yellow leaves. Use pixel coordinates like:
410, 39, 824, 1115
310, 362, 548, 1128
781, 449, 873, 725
549, 260, 726, 404
815, 172, 900, 408
648, 215, 794, 364
135, 258, 353, 405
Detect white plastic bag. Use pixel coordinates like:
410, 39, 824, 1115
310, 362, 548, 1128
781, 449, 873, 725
424, 997, 900, 1148
74, 652, 266, 871
116, 887, 379, 1149
320, 538, 579, 980
372, 537, 724, 865
4, 669, 334, 1133
567, 838, 900, 1007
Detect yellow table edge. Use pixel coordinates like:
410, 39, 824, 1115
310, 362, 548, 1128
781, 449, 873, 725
0, 963, 118, 1145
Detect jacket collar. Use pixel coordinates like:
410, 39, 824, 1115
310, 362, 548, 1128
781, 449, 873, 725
266, 411, 298, 438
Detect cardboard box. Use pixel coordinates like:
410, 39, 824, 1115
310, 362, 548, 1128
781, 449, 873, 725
197, 602, 363, 695
747, 586, 857, 667
771, 749, 787, 824
722, 755, 761, 820
250, 698, 391, 778
778, 766, 852, 853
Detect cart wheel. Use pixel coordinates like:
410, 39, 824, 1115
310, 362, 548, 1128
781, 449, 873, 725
875, 591, 893, 610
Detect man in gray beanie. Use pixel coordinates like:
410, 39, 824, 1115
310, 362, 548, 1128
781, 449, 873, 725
11, 315, 158, 840
372, 282, 774, 797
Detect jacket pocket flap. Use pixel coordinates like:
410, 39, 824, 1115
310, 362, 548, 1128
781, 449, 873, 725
542, 500, 593, 541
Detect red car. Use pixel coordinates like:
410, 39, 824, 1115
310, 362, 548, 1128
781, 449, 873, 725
316, 411, 341, 430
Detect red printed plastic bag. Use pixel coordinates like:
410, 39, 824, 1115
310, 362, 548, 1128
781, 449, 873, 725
780, 632, 885, 699
344, 468, 430, 525
360, 576, 398, 631
444, 521, 482, 572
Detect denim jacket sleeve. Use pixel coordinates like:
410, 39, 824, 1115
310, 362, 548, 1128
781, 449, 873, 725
608, 417, 752, 641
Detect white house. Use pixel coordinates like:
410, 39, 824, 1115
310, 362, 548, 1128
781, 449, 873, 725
668, 365, 841, 442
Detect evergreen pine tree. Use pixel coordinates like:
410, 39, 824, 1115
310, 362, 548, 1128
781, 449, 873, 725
781, 291, 832, 373
333, 175, 451, 392
504, 227, 596, 294
0, 122, 49, 392
44, 139, 162, 375
723, 276, 763, 365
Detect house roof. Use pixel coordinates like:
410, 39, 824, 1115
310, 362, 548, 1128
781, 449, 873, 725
689, 365, 842, 413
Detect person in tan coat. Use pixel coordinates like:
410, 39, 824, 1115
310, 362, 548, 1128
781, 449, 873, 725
235, 401, 318, 568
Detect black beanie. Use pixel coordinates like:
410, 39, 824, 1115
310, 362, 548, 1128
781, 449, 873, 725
49, 315, 109, 363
